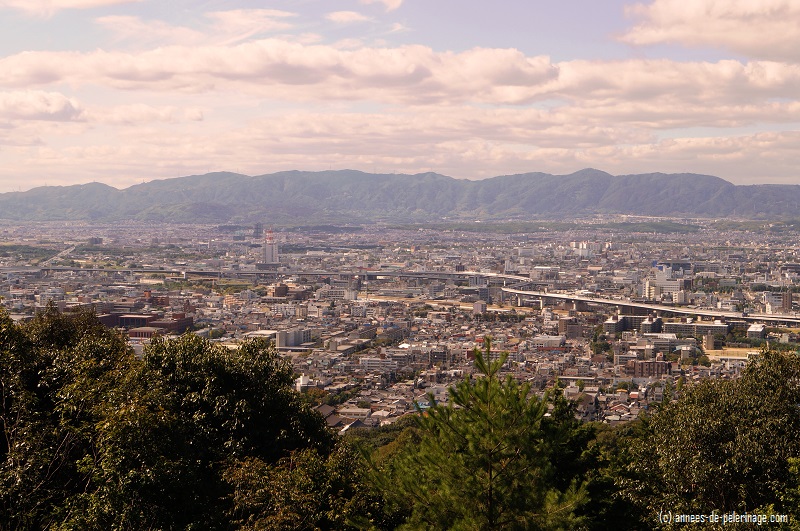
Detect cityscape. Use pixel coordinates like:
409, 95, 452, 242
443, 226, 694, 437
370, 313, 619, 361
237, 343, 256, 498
3, 0, 800, 527
2, 216, 799, 428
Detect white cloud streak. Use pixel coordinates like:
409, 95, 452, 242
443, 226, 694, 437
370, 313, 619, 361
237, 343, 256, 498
360, 0, 403, 12
83, 104, 204, 125
326, 11, 370, 24
3, 40, 800, 112
0, 41, 559, 103
622, 0, 800, 62
0, 0, 140, 16
6, 117, 800, 189
95, 15, 205, 47
205, 9, 296, 45
96, 9, 297, 47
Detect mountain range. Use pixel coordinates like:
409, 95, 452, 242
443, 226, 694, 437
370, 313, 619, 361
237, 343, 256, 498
1, 168, 796, 223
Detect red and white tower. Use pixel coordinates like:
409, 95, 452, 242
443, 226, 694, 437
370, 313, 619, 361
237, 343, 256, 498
263, 227, 279, 263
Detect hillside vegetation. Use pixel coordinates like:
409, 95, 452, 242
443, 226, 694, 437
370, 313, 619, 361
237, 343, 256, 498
1, 169, 798, 223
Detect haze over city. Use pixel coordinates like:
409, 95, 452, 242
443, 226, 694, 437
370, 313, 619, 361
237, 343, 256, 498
2, 0, 800, 191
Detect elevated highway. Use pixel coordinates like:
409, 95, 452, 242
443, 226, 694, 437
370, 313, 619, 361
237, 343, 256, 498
501, 288, 800, 327
6, 265, 800, 326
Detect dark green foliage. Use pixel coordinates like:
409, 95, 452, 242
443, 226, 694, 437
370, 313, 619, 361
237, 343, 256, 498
0, 244, 59, 261
225, 442, 398, 530
622, 349, 800, 526
0, 306, 135, 529
73, 335, 334, 530
141, 335, 333, 463
770, 458, 800, 530
572, 420, 652, 530
343, 414, 418, 454
0, 309, 335, 530
375, 342, 586, 530
589, 325, 612, 355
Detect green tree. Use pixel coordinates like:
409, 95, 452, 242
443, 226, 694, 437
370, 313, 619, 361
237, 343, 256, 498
575, 421, 651, 530
589, 326, 612, 356
376, 340, 585, 530
0, 306, 135, 529
72, 334, 335, 529
769, 457, 800, 530
225, 443, 397, 531
622, 349, 800, 526
0, 309, 339, 530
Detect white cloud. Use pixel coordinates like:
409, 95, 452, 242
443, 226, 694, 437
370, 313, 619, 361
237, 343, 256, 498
96, 9, 296, 47
622, 0, 800, 62
0, 41, 560, 104
2, 42, 800, 145
563, 131, 800, 184
205, 9, 296, 45
8, 112, 800, 190
0, 90, 83, 121
84, 103, 204, 125
5, 100, 800, 191
7, 38, 800, 111
326, 11, 370, 24
553, 59, 800, 107
5, 9, 800, 190
0, 0, 139, 16
95, 15, 204, 47
360, 0, 402, 12
284, 33, 324, 45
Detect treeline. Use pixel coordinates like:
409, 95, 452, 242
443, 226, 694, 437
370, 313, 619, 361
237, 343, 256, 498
2, 309, 800, 529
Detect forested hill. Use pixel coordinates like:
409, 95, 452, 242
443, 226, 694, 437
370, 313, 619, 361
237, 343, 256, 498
0, 168, 796, 222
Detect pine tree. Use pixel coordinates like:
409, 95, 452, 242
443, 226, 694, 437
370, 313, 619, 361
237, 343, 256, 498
378, 340, 585, 530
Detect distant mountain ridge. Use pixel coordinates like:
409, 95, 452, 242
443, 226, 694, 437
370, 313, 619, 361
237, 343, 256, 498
0, 168, 795, 223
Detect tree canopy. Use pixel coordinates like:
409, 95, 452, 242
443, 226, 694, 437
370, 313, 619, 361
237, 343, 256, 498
621, 348, 800, 527
3, 309, 800, 529
375, 341, 586, 530
0, 308, 334, 530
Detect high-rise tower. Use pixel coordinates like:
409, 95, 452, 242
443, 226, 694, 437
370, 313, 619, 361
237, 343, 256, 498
253, 222, 264, 238
263, 228, 279, 264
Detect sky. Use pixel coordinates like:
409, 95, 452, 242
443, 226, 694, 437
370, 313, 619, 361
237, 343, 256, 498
2, 0, 800, 191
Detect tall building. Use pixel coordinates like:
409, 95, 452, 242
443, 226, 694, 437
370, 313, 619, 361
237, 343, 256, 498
252, 222, 263, 238
764, 291, 792, 314
263, 228, 279, 264
645, 267, 691, 300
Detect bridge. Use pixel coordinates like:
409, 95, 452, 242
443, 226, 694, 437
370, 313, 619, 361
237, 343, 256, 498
500, 288, 800, 327
6, 265, 800, 326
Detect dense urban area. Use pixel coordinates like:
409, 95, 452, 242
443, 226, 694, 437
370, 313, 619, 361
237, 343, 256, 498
3, 216, 800, 529
2, 217, 799, 427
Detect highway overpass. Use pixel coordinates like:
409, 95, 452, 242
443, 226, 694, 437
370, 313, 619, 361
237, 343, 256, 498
7, 265, 800, 326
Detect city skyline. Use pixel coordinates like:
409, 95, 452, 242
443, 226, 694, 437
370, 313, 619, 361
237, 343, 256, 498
2, 0, 800, 191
